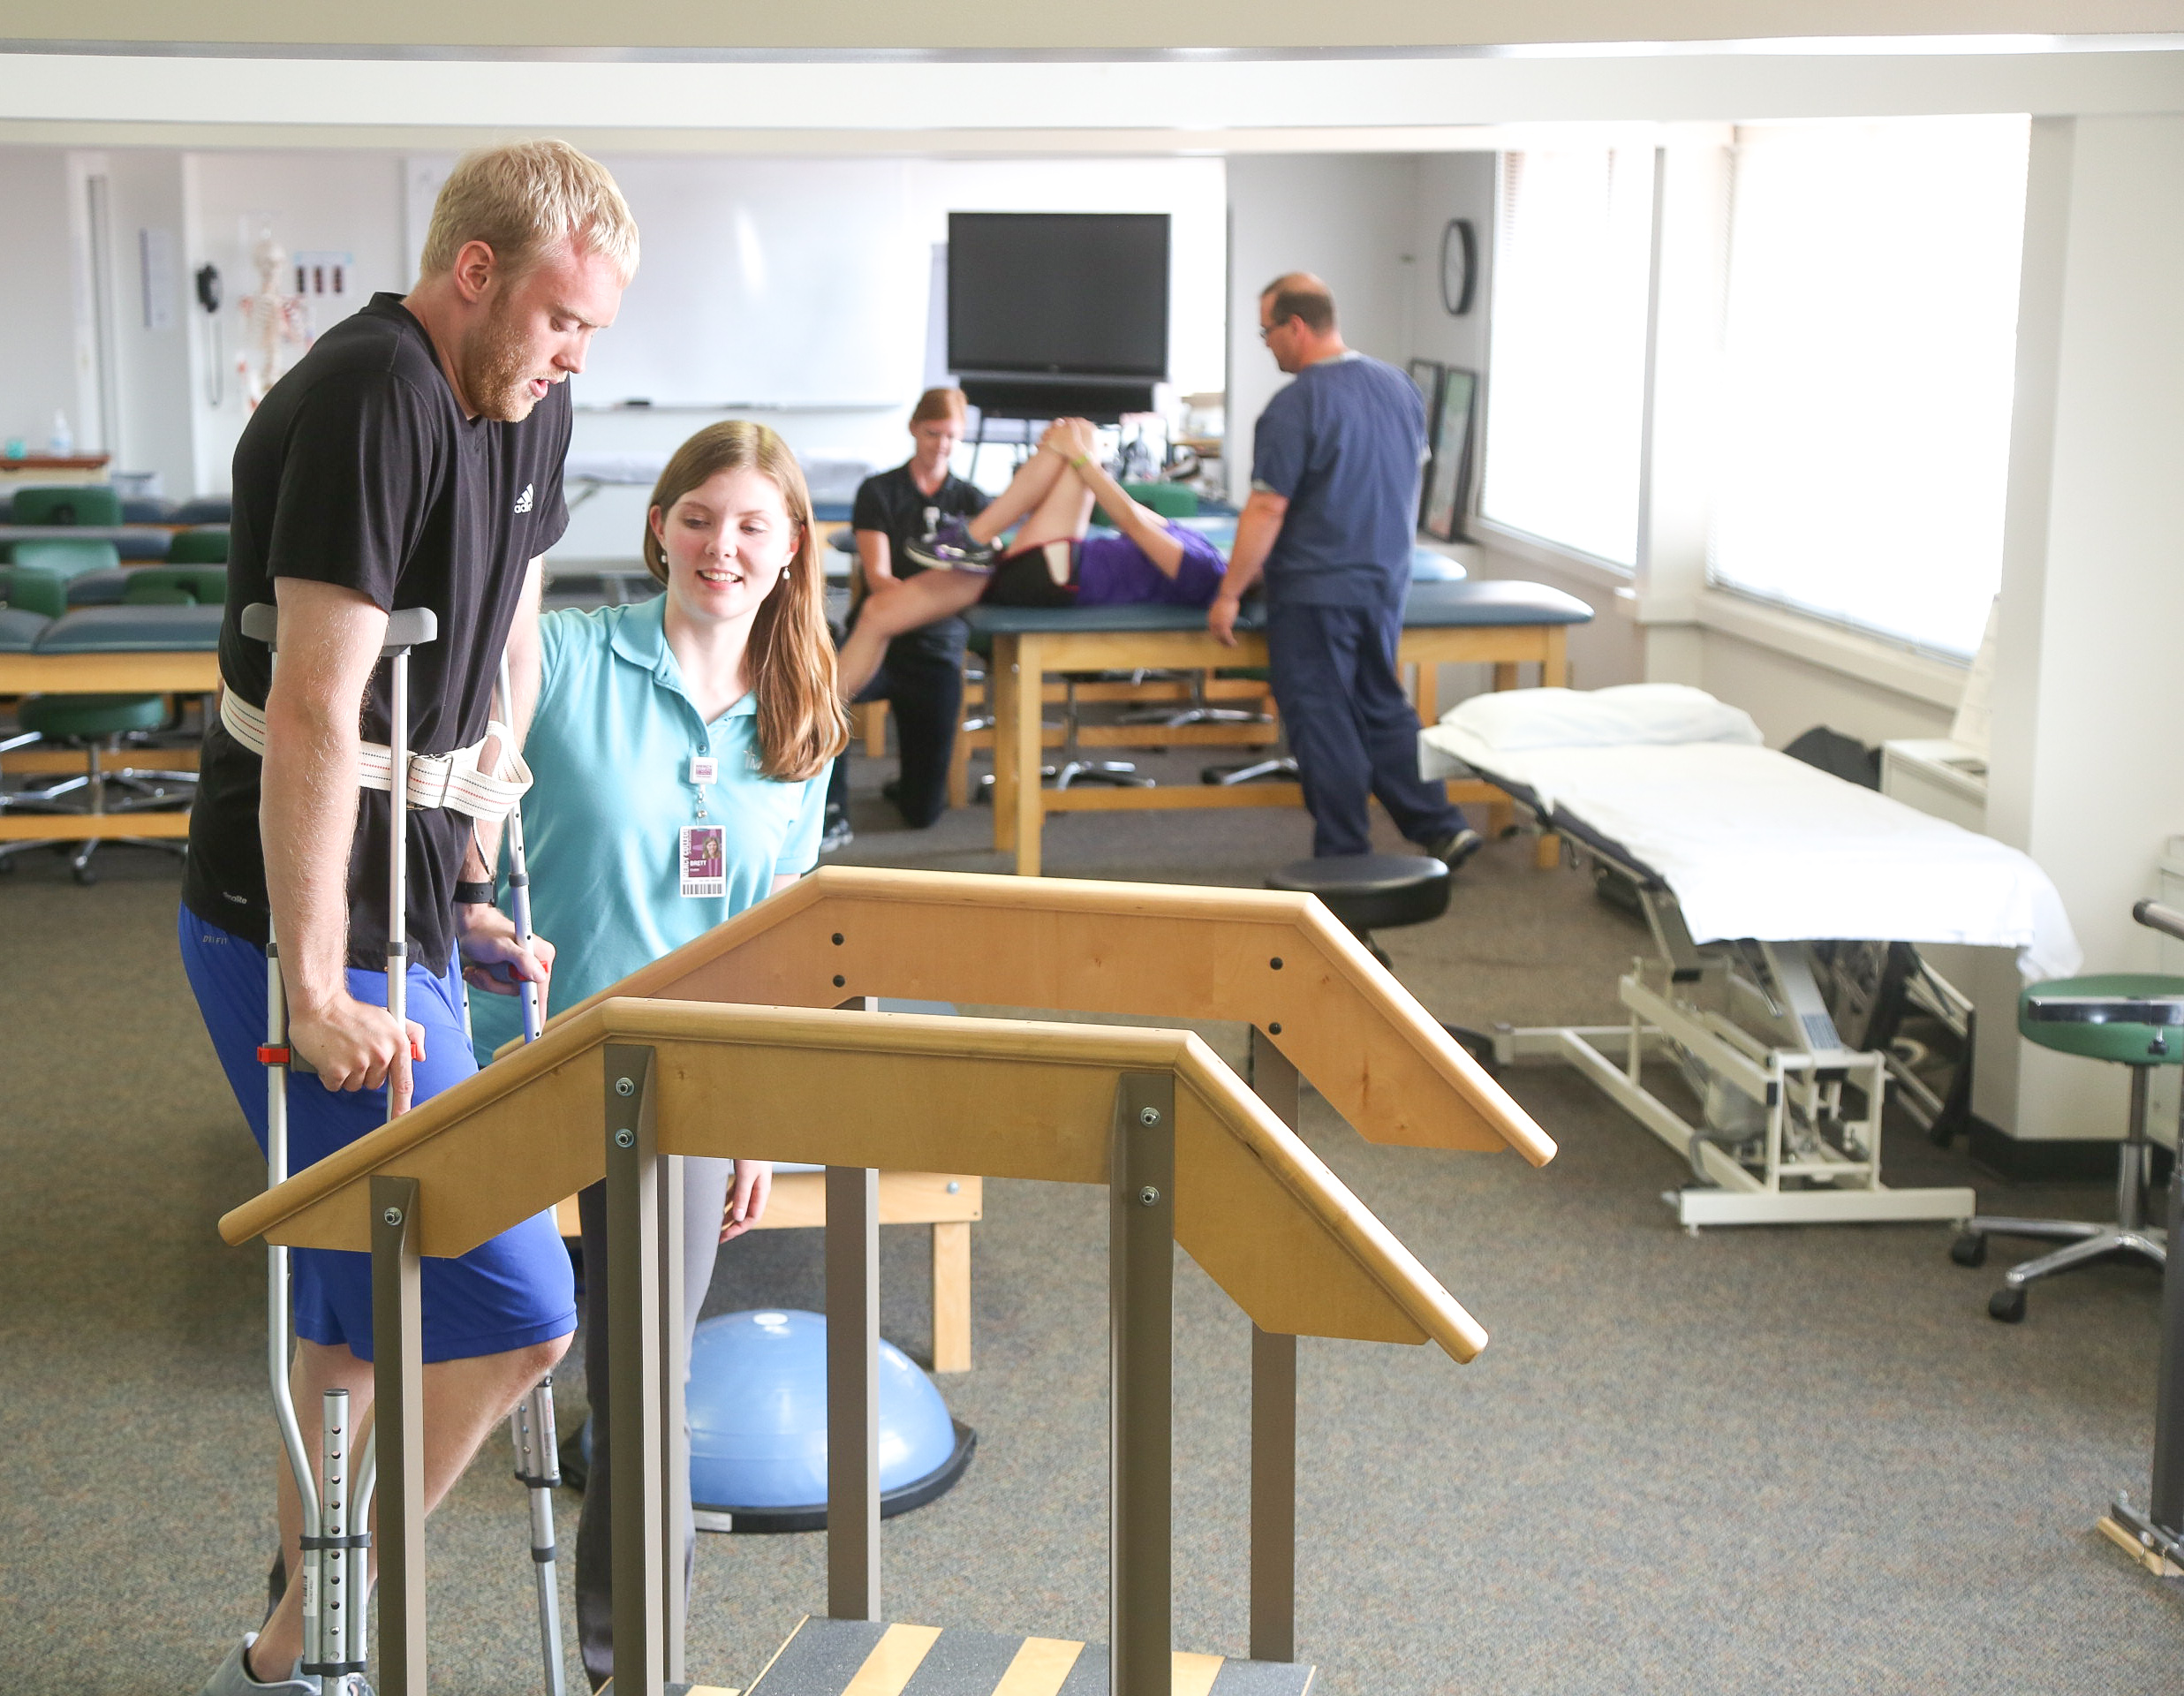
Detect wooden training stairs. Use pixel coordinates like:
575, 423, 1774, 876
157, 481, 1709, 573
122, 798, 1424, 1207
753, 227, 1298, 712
222, 869, 1552, 1695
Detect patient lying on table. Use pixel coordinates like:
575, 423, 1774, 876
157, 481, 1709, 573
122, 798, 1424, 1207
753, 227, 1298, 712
836, 416, 1224, 698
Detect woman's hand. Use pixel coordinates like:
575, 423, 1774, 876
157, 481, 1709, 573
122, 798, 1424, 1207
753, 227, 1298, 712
457, 902, 555, 1019
1037, 420, 1077, 456
721, 1160, 773, 1242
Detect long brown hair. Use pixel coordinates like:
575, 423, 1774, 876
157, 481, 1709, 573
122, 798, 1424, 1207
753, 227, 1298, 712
641, 421, 849, 783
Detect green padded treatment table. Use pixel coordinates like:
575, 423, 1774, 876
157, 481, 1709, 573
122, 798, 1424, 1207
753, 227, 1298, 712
2020, 973, 2184, 1064
965, 577, 1593, 876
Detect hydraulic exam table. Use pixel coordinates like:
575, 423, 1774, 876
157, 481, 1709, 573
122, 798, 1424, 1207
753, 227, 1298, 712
970, 577, 1594, 876
1420, 690, 2082, 1229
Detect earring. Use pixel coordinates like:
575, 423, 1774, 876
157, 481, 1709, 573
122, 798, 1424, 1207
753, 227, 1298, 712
780, 567, 790, 580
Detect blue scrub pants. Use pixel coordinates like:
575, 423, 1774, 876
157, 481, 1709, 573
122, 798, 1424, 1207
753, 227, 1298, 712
178, 905, 577, 1364
1266, 600, 1465, 859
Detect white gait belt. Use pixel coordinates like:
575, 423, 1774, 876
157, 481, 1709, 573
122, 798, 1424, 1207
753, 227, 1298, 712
219, 688, 533, 823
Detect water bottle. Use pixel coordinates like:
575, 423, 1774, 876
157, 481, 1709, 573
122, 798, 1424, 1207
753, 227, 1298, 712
921, 504, 940, 541
49, 411, 73, 457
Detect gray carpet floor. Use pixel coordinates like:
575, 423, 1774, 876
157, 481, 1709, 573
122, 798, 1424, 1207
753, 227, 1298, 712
2, 745, 2179, 1693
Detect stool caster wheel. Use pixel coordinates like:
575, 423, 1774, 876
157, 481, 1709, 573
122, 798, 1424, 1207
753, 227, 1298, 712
1950, 1232, 1988, 1268
1988, 1285, 2027, 1323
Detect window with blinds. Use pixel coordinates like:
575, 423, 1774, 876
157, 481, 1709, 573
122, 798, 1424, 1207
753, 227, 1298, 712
1479, 148, 1656, 568
1708, 116, 2030, 658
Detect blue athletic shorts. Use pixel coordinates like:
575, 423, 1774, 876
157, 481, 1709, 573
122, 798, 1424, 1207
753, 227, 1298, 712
178, 905, 577, 1365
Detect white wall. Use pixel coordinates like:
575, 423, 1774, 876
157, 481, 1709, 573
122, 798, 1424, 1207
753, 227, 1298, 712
1225, 153, 1419, 496
0, 148, 82, 457
185, 150, 409, 495
1981, 112, 2184, 1140
87, 148, 194, 495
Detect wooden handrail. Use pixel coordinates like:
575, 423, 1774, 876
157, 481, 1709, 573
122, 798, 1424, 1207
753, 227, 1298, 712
525, 866, 1555, 1166
223, 997, 1490, 1362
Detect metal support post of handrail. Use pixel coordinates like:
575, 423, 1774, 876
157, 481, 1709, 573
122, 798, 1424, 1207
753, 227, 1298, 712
658, 1152, 688, 1682
826, 1162, 881, 1621
1110, 1070, 1175, 1696
1246, 1027, 1299, 1663
604, 1045, 667, 1696
373, 1175, 427, 1696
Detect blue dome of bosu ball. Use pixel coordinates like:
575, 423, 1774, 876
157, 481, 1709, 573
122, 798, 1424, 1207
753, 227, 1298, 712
685, 1308, 973, 1532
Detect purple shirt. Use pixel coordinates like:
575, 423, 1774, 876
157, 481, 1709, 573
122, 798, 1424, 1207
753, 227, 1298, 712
1075, 521, 1228, 609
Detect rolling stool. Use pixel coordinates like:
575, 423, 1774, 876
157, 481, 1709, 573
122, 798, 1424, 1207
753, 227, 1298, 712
0, 693, 194, 883
1952, 972, 2184, 1322
1266, 854, 1492, 1063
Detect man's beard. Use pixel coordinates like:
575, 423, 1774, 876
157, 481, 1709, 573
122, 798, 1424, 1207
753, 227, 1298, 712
459, 296, 540, 422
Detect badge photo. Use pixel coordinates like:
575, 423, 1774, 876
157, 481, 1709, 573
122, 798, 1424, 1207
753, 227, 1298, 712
679, 824, 727, 898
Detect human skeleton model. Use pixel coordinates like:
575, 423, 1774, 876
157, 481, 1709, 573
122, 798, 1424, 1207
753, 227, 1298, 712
238, 232, 313, 409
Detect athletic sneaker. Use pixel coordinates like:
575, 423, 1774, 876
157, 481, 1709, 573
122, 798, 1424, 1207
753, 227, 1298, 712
1427, 827, 1485, 871
903, 516, 996, 575
819, 804, 854, 855
197, 1634, 329, 1695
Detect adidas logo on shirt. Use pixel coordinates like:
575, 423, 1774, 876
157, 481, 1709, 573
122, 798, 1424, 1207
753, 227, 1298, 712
513, 483, 534, 515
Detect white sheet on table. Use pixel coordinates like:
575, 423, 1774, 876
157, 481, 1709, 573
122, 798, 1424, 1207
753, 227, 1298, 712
1421, 723, 2082, 980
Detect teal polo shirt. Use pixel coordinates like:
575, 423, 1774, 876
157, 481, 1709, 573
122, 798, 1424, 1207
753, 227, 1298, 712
470, 596, 826, 1064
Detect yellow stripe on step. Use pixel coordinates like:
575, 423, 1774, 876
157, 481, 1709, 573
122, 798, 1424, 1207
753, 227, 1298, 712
992, 1637, 1084, 1695
1171, 1651, 1226, 1696
843, 1622, 944, 1693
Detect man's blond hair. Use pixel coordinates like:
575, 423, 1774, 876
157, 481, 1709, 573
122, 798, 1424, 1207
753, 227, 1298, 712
419, 140, 639, 285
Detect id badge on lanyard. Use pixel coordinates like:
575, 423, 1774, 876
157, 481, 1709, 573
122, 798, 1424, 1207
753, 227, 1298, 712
680, 753, 724, 897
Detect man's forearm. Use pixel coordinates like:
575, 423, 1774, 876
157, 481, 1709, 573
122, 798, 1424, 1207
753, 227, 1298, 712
1219, 494, 1288, 602
261, 699, 366, 1011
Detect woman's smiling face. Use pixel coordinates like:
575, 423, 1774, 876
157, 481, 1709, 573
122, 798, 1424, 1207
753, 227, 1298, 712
651, 466, 801, 630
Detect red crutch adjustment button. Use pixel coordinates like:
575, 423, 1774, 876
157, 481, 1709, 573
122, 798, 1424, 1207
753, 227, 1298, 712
257, 1045, 291, 1065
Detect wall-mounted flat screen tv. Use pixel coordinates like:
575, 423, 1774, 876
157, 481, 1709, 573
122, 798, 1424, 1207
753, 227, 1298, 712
947, 212, 1170, 380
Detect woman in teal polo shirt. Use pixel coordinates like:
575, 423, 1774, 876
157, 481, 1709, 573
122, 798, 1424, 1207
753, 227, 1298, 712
471, 419, 847, 1690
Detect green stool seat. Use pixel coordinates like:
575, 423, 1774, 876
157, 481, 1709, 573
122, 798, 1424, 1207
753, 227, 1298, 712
2019, 973, 2184, 1064
17, 693, 170, 738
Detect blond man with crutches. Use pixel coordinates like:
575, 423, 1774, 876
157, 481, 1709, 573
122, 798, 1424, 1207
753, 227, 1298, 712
178, 141, 636, 1695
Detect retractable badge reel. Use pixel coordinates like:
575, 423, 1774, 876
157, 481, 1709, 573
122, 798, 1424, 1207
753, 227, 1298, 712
681, 752, 725, 897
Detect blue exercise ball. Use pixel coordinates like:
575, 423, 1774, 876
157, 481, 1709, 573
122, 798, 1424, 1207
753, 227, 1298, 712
685, 1308, 971, 1531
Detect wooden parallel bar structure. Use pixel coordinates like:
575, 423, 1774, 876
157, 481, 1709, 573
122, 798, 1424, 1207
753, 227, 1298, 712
223, 871, 1553, 1694
985, 624, 1567, 876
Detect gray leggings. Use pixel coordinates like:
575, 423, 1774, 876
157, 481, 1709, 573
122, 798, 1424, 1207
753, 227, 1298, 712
572, 1155, 733, 1692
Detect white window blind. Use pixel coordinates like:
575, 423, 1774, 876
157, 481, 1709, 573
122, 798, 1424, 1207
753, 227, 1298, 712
1709, 116, 2030, 658
1480, 148, 1656, 568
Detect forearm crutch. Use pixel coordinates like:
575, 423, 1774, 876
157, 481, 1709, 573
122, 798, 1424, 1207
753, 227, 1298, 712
244, 600, 437, 1693
493, 648, 566, 1696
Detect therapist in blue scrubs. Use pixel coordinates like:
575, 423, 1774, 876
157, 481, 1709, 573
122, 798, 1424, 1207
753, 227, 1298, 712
471, 418, 848, 1691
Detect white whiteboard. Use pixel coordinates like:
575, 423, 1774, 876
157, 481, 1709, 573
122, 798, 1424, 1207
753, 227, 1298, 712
582, 156, 926, 409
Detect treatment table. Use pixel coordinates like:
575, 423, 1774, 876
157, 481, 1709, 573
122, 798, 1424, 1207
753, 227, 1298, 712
1419, 689, 2082, 1229
970, 577, 1594, 877
0, 603, 219, 847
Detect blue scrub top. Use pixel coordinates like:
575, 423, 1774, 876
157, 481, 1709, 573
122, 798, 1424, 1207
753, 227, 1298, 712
470, 596, 826, 1064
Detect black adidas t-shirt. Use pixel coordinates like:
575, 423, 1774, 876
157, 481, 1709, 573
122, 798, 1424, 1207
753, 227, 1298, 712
850, 461, 988, 583
183, 294, 571, 974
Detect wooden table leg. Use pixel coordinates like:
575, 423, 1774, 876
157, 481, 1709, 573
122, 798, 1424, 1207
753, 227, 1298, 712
1542, 626, 1568, 687
932, 1221, 971, 1374
990, 636, 1018, 853
1010, 633, 1047, 877
1413, 661, 1439, 728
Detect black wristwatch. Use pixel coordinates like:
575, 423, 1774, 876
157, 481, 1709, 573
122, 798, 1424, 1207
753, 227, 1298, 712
454, 880, 497, 906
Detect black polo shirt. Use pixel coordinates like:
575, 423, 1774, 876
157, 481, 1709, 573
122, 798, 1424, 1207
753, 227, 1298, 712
850, 461, 989, 583
183, 293, 571, 974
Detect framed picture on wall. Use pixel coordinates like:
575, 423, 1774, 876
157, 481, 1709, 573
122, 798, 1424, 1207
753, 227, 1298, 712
1420, 367, 1478, 542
